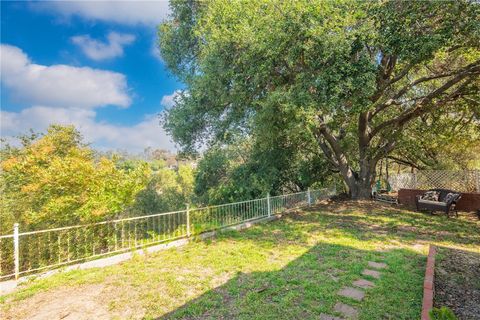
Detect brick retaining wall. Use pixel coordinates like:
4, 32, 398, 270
421, 245, 436, 320
398, 189, 480, 212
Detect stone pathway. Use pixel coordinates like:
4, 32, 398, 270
352, 279, 375, 289
338, 287, 365, 301
319, 314, 343, 320
320, 260, 388, 319
334, 302, 358, 319
368, 261, 387, 269
361, 269, 381, 279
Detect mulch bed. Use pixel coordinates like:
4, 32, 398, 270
434, 247, 480, 319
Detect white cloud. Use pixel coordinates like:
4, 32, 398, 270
72, 32, 136, 61
1, 44, 175, 152
160, 90, 182, 108
0, 106, 94, 134
32, 0, 171, 25
1, 106, 176, 152
0, 44, 131, 109
31, 2, 169, 63
150, 37, 163, 62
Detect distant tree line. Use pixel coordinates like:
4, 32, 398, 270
0, 125, 196, 232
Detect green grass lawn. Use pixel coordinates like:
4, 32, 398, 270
1, 201, 479, 320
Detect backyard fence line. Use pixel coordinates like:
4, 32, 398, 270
388, 170, 480, 193
0, 187, 335, 281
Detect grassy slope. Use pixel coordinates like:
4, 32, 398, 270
1, 201, 479, 319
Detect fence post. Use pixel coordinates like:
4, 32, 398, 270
114, 222, 118, 251
186, 204, 191, 237
307, 188, 311, 206
13, 223, 19, 280
476, 170, 480, 193
267, 193, 271, 217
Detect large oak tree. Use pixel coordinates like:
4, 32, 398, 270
159, 0, 480, 198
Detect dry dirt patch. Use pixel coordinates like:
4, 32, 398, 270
1, 283, 144, 320
434, 247, 480, 319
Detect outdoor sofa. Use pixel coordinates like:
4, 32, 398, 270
415, 188, 462, 217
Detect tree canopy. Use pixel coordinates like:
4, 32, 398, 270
160, 0, 480, 198
0, 125, 150, 231
134, 162, 195, 213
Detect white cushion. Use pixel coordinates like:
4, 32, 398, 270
418, 199, 447, 207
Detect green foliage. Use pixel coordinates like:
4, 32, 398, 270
117, 158, 166, 172
193, 144, 271, 205
0, 125, 199, 232
160, 0, 480, 197
0, 125, 150, 232
193, 138, 336, 205
194, 146, 230, 204
429, 307, 458, 320
134, 164, 195, 213
393, 106, 480, 170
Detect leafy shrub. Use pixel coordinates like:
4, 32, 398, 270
429, 307, 458, 320
133, 164, 195, 213
0, 125, 150, 232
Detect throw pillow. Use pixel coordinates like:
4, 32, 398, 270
422, 191, 440, 201
444, 193, 457, 203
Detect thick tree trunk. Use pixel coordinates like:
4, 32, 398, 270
348, 179, 374, 199
315, 113, 379, 200
335, 151, 378, 199
342, 165, 376, 200
322, 154, 377, 199
348, 113, 376, 199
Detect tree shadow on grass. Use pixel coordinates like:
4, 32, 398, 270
308, 201, 480, 247
149, 200, 477, 319
234, 202, 479, 253
153, 242, 424, 320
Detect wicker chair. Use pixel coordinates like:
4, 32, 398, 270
415, 188, 462, 217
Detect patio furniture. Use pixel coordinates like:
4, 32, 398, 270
415, 189, 461, 217
373, 192, 398, 204
371, 183, 398, 204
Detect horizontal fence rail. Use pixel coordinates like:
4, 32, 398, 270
0, 188, 335, 281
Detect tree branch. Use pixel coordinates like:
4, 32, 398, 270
369, 61, 415, 106
372, 139, 397, 164
387, 155, 423, 170
316, 136, 339, 168
369, 61, 480, 138
369, 59, 480, 121
314, 115, 356, 184
358, 111, 370, 159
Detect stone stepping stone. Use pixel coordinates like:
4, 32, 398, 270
353, 278, 375, 289
362, 269, 381, 279
319, 314, 344, 320
338, 287, 365, 301
329, 274, 340, 282
326, 268, 343, 282
368, 261, 387, 269
334, 302, 358, 319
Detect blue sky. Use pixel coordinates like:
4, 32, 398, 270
1, 0, 183, 152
